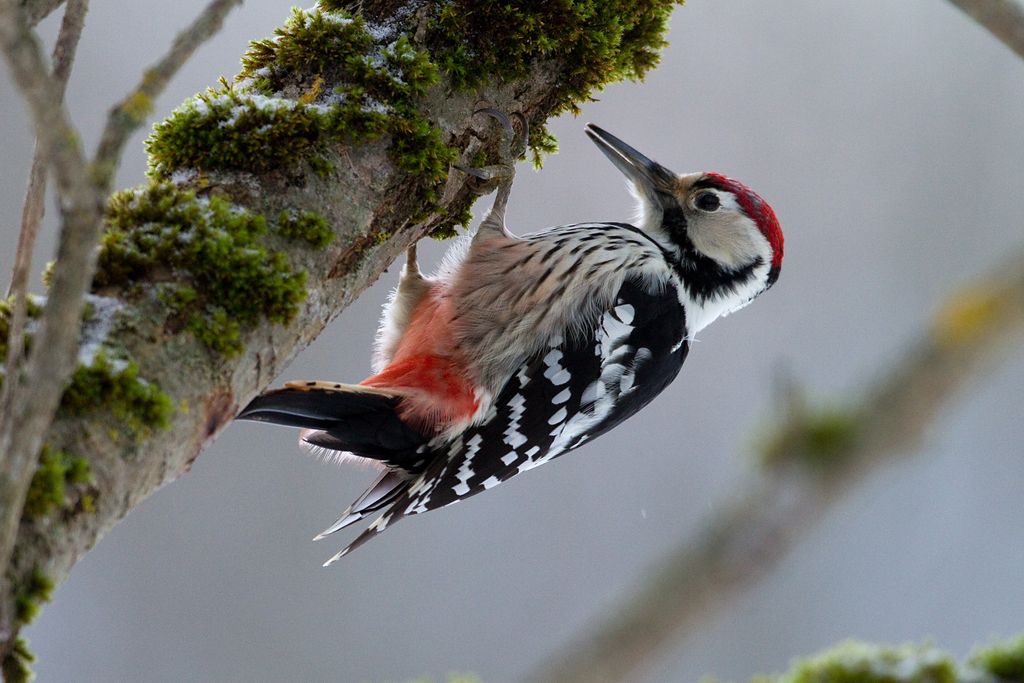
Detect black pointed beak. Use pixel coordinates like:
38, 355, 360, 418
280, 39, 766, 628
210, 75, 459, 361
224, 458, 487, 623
585, 123, 675, 190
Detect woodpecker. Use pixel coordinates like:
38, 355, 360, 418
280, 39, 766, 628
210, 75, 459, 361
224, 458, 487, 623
238, 111, 784, 565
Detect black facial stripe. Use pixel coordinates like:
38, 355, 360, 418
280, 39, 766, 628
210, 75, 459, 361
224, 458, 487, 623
674, 253, 764, 302
660, 199, 687, 244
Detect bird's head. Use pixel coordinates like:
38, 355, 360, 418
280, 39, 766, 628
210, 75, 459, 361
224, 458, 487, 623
586, 123, 783, 325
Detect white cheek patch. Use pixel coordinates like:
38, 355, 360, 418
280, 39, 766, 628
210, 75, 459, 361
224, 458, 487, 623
688, 211, 771, 271
715, 191, 741, 211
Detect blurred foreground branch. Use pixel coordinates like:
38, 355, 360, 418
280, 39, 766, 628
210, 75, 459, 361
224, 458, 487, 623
946, 0, 1024, 59
746, 634, 1024, 683
533, 251, 1024, 683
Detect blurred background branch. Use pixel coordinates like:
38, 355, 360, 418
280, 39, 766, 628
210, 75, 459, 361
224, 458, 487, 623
534, 250, 1024, 683
946, 0, 1024, 59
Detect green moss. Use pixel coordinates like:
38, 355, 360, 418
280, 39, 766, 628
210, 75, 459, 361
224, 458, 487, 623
428, 192, 474, 240
970, 635, 1024, 680
23, 446, 92, 519
760, 641, 957, 683
60, 351, 174, 434
41, 260, 55, 288
23, 454, 64, 519
309, 154, 335, 178
144, 0, 680, 247
149, 8, 454, 208
424, 0, 680, 162
1, 637, 35, 683
528, 126, 560, 169
122, 91, 155, 125
760, 405, 860, 471
95, 183, 308, 356
276, 210, 335, 248
240, 9, 374, 87
14, 569, 54, 627
147, 86, 374, 176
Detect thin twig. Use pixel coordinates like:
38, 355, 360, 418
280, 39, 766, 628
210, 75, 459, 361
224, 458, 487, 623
0, 0, 241, 622
532, 251, 1024, 683
0, 2, 100, 607
20, 0, 65, 27
946, 0, 1024, 60
0, 0, 89, 467
92, 0, 243, 190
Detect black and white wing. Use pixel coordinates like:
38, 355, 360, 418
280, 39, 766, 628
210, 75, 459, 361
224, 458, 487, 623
324, 276, 688, 562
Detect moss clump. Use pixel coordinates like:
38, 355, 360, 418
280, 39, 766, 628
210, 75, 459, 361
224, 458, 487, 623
146, 0, 680, 242
276, 210, 335, 248
970, 634, 1024, 680
760, 405, 860, 471
309, 154, 335, 178
428, 192, 474, 240
424, 0, 680, 163
753, 641, 957, 683
1, 637, 35, 683
60, 352, 174, 434
10, 571, 52, 680
147, 86, 363, 176
148, 8, 455, 205
95, 183, 308, 356
23, 446, 92, 519
14, 569, 54, 627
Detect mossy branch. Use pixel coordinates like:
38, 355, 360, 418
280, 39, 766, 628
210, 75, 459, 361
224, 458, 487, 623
534, 250, 1024, 683
739, 633, 1024, 683
0, 0, 681, 672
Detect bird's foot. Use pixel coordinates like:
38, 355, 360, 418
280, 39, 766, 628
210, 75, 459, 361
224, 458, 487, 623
455, 108, 529, 197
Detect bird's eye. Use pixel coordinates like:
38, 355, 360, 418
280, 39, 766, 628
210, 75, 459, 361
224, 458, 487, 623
695, 191, 720, 212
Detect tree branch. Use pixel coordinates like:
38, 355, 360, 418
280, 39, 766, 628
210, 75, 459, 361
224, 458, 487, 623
0, 0, 241, 652
946, 0, 1024, 59
0, 0, 87, 489
533, 250, 1024, 683
0, 0, 102, 624
19, 0, 63, 28
0, 0, 682, 666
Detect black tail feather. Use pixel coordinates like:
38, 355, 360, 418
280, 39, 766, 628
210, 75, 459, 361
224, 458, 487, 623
237, 383, 428, 462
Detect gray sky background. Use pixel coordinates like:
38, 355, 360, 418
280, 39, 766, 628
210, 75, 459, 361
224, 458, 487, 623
2, 1, 1023, 681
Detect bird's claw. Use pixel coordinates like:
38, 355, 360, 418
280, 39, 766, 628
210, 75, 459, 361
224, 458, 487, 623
456, 108, 529, 196
474, 107, 529, 160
